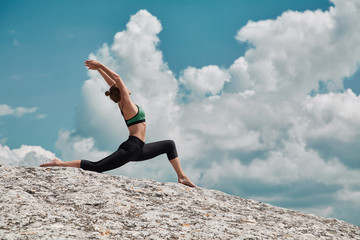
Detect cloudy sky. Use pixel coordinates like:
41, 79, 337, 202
1, 0, 360, 225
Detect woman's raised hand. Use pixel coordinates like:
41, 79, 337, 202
84, 60, 102, 70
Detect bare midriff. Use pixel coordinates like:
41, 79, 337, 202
128, 122, 146, 142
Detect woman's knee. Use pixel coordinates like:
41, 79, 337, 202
166, 140, 178, 160
80, 160, 104, 173
167, 140, 176, 149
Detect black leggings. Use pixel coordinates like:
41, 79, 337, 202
80, 136, 178, 173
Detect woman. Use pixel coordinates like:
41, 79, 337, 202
40, 60, 196, 187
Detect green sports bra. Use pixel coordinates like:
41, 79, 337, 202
122, 104, 146, 127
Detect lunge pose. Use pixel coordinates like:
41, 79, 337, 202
40, 60, 196, 187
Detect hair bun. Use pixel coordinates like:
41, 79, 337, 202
105, 91, 110, 96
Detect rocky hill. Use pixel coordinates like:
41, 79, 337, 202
0, 164, 359, 239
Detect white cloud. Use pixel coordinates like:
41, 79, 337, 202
231, 1, 360, 98
304, 90, 360, 142
0, 144, 55, 167
300, 206, 335, 219
36, 114, 47, 119
0, 104, 45, 150
54, 129, 111, 162
337, 188, 360, 205
180, 65, 230, 100
0, 104, 38, 117
52, 1, 360, 224
10, 74, 20, 81
302, 90, 360, 168
13, 39, 20, 47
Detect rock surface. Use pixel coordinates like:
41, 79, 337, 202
0, 165, 359, 240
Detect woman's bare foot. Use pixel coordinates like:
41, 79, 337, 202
178, 176, 196, 187
40, 158, 63, 167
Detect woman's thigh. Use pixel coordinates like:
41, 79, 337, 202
135, 140, 177, 161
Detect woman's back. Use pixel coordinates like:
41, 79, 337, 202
118, 101, 147, 142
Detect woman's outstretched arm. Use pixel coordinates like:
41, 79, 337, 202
98, 68, 115, 87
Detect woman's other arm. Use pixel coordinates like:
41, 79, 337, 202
85, 60, 131, 102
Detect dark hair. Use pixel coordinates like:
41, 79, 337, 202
105, 85, 121, 103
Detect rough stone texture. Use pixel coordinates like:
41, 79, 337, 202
0, 165, 359, 240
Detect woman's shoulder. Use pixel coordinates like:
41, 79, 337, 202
119, 101, 138, 117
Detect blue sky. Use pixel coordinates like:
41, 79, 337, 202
1, 0, 360, 226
